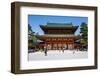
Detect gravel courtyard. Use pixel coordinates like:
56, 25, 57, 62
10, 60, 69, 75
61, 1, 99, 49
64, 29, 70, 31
28, 50, 88, 61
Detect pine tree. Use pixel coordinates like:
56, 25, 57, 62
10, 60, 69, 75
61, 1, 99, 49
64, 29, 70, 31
80, 22, 88, 50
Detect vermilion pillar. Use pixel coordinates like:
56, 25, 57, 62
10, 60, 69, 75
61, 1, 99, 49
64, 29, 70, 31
50, 38, 52, 49
62, 38, 64, 49
56, 38, 58, 49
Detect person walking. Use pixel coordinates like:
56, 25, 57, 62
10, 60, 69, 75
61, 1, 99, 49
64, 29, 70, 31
44, 45, 48, 56
62, 47, 64, 53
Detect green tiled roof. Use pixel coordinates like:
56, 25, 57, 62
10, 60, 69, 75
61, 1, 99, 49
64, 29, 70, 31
40, 23, 79, 34
40, 22, 74, 28
46, 23, 73, 27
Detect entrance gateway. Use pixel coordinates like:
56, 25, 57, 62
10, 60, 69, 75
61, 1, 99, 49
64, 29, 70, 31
36, 23, 80, 50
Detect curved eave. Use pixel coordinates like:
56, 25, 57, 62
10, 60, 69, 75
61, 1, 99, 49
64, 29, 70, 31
40, 25, 78, 33
36, 35, 80, 41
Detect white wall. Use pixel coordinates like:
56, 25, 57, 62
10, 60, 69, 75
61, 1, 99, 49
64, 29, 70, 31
0, 0, 100, 76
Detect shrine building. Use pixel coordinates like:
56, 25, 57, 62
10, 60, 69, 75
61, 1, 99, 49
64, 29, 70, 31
36, 23, 80, 50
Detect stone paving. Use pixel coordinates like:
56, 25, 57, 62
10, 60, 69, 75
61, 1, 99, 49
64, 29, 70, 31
28, 50, 88, 61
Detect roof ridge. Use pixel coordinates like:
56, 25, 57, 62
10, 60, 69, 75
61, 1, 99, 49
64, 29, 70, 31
47, 22, 73, 25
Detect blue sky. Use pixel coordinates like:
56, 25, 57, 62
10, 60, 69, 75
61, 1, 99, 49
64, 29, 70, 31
28, 15, 88, 35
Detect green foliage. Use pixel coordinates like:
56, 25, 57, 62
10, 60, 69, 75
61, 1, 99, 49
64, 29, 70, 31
80, 22, 88, 49
28, 24, 37, 49
28, 24, 32, 32
31, 33, 37, 43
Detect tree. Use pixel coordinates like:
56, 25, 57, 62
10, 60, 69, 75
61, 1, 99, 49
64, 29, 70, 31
80, 22, 88, 50
28, 24, 37, 43
28, 24, 32, 31
28, 24, 38, 50
28, 24, 34, 49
